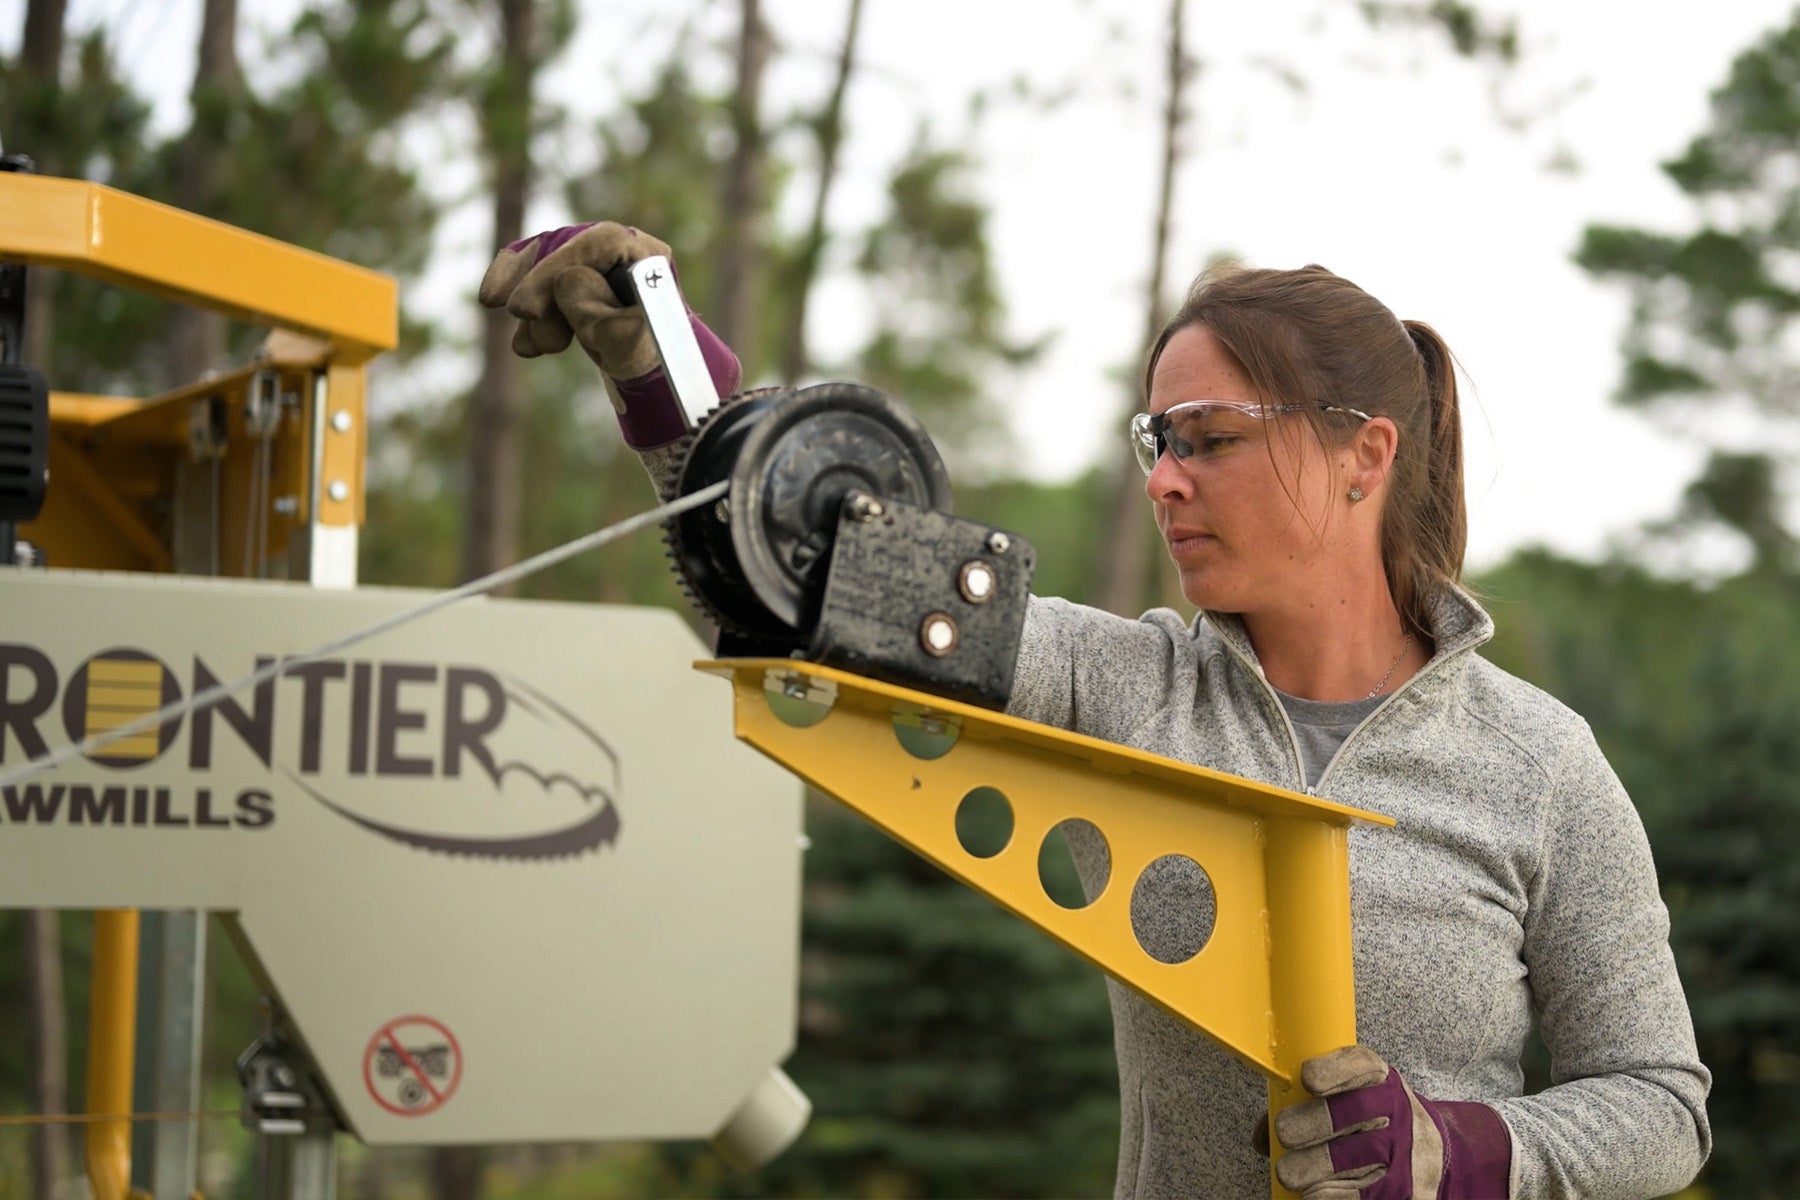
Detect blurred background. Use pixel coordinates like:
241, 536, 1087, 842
1, 0, 1796, 1196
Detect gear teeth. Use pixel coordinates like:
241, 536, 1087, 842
661, 398, 756, 634
662, 518, 738, 633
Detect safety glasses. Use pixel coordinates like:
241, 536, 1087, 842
1129, 400, 1373, 475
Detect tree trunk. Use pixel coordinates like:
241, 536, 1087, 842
779, 0, 864, 386
711, 0, 770, 365
24, 910, 68, 1200
18, 0, 66, 372
429, 1144, 484, 1200
1094, 0, 1190, 615
20, 0, 64, 66
460, 0, 534, 599
167, 0, 241, 384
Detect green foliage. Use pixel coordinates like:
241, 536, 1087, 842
0, 28, 152, 181
772, 804, 1116, 1198
1578, 8, 1800, 571
0, 24, 157, 389
848, 135, 1047, 472
625, 800, 1117, 1200
242, 0, 456, 285
1356, 0, 1521, 63
2, 1, 452, 396
1671, 452, 1798, 573
1644, 648, 1800, 1194
566, 59, 754, 352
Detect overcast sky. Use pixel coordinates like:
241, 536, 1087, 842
6, 0, 1795, 571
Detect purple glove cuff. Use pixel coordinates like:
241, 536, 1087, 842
1324, 1071, 1510, 1198
614, 315, 742, 450
1434, 1101, 1512, 1199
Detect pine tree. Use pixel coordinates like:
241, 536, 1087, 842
1577, 10, 1800, 563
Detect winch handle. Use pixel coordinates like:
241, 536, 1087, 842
603, 256, 719, 430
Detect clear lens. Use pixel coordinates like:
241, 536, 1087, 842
1136, 402, 1273, 474
1135, 401, 1372, 475
1129, 412, 1159, 475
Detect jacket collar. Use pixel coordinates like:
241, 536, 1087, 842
1197, 583, 1495, 684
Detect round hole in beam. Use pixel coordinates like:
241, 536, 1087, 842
955, 786, 1013, 859
763, 676, 835, 728
893, 710, 960, 760
1039, 818, 1109, 910
1129, 854, 1216, 965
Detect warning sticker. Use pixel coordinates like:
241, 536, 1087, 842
362, 1014, 462, 1116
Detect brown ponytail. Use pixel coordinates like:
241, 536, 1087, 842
1392, 320, 1467, 640
1146, 264, 1469, 640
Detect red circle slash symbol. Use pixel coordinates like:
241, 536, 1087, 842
362, 1015, 462, 1117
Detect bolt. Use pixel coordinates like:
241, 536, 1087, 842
920, 612, 959, 657
271, 1065, 296, 1088
985, 531, 1011, 554
958, 560, 997, 603
847, 492, 885, 521
327, 480, 349, 503
331, 410, 352, 433
713, 498, 730, 524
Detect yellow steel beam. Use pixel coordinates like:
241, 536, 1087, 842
85, 910, 139, 1200
27, 353, 357, 570
39, 433, 173, 572
0, 173, 396, 364
316, 361, 367, 526
702, 659, 1395, 1200
46, 393, 142, 428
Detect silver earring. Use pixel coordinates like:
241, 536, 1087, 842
1348, 486, 1365, 502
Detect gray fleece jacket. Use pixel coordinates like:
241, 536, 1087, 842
1008, 587, 1711, 1199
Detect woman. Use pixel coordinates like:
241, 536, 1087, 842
480, 223, 1711, 1199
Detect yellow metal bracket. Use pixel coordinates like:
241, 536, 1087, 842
0, 173, 396, 364
702, 658, 1395, 1197
2, 173, 395, 568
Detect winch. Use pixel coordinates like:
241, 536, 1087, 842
609, 255, 1035, 710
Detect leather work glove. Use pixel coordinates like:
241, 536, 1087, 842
1266, 1045, 1511, 1199
477, 221, 740, 449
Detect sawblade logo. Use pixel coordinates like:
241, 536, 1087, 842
0, 643, 621, 861
282, 669, 623, 860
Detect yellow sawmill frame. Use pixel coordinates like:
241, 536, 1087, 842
1, 172, 398, 1199
1, 172, 396, 572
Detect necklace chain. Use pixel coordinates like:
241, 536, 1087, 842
1367, 633, 1413, 699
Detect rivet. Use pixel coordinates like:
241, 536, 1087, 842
958, 560, 997, 603
327, 480, 349, 503
920, 612, 958, 657
330, 410, 352, 433
985, 531, 1011, 554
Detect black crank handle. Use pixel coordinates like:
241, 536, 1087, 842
603, 263, 638, 307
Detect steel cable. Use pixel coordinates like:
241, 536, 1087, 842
0, 480, 728, 790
